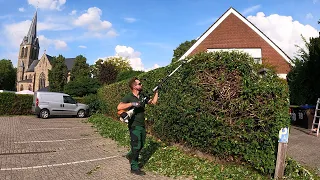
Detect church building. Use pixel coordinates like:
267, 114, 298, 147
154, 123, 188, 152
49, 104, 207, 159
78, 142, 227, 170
16, 11, 75, 92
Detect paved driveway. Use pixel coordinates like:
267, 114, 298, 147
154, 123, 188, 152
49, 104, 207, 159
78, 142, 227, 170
0, 116, 171, 180
288, 125, 320, 175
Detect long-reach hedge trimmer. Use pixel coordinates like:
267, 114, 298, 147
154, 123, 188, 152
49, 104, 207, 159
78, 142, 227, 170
117, 58, 192, 123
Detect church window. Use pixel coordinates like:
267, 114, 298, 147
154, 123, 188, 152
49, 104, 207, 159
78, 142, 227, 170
20, 84, 23, 91
28, 84, 32, 91
25, 75, 27, 80
21, 48, 25, 58
29, 74, 32, 79
24, 47, 28, 57
39, 72, 46, 89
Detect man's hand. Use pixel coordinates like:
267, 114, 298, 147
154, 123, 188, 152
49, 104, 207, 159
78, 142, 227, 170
131, 102, 141, 107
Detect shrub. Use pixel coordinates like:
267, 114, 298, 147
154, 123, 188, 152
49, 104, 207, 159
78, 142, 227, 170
97, 51, 290, 174
64, 76, 101, 97
74, 94, 107, 115
0, 92, 33, 115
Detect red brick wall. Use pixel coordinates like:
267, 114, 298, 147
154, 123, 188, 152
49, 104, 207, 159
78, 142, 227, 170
190, 13, 291, 74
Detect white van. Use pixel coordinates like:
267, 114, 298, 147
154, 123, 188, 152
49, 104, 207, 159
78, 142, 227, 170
32, 92, 89, 119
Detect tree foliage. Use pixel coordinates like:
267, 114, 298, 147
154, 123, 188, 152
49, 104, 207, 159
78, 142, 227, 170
116, 70, 144, 82
70, 55, 90, 81
103, 56, 132, 72
98, 61, 119, 85
287, 36, 320, 105
64, 76, 100, 97
48, 55, 68, 92
0, 59, 16, 91
171, 39, 196, 63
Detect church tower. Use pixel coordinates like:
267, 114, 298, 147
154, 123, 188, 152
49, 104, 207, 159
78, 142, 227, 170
17, 11, 40, 82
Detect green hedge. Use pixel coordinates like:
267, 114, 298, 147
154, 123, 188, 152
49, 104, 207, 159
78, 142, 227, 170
74, 94, 107, 115
89, 114, 317, 180
97, 51, 290, 175
0, 92, 33, 115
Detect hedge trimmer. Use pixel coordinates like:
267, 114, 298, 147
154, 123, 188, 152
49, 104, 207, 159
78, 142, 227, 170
117, 58, 192, 123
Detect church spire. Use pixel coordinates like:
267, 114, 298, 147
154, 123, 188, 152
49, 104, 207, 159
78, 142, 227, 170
27, 10, 37, 39
22, 10, 37, 45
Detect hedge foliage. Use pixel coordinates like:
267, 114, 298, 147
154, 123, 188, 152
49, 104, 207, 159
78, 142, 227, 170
97, 51, 290, 175
0, 92, 33, 115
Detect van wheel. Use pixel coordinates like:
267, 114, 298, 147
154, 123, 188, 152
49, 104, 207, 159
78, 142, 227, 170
77, 109, 86, 118
40, 109, 50, 119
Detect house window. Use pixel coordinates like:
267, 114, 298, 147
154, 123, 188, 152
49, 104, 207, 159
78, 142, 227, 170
254, 58, 262, 64
207, 48, 262, 64
20, 84, 24, 91
39, 72, 46, 89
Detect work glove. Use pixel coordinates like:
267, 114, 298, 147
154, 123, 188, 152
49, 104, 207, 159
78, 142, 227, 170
131, 102, 141, 108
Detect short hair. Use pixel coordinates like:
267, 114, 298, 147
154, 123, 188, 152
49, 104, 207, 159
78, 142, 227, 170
129, 77, 139, 90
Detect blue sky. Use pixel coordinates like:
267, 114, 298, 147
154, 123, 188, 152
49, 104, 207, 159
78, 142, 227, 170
0, 0, 319, 71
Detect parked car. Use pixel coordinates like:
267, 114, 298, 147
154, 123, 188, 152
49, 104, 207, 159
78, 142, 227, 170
32, 91, 89, 119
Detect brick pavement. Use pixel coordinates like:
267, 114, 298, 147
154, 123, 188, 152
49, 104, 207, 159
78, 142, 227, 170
0, 116, 172, 180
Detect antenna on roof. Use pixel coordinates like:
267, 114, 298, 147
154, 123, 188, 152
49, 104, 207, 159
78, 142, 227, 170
36, 1, 39, 10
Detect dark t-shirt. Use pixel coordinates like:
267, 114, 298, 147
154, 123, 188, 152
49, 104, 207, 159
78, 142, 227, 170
121, 92, 146, 128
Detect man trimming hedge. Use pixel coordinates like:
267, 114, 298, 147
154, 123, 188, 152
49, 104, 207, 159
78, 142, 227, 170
117, 77, 159, 175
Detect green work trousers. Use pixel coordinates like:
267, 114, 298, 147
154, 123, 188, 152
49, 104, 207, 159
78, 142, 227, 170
127, 126, 146, 170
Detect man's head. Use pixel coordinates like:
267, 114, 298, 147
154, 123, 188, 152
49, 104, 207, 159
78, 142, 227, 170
129, 77, 143, 91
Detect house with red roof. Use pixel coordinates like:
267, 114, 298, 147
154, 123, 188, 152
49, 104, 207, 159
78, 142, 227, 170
180, 7, 293, 79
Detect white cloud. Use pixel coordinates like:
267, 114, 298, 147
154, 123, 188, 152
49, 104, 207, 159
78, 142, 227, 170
247, 12, 319, 58
106, 30, 118, 37
97, 45, 144, 71
114, 45, 144, 70
313, 0, 318, 4
242, 5, 261, 16
124, 17, 136, 23
74, 7, 112, 31
28, 0, 66, 11
78, 45, 87, 48
145, 64, 160, 72
2, 19, 72, 48
18, 7, 25, 12
306, 13, 313, 19
3, 20, 30, 47
69, 10, 77, 15
38, 35, 67, 50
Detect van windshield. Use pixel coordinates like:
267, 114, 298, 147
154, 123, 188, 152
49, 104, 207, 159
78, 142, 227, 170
63, 96, 76, 104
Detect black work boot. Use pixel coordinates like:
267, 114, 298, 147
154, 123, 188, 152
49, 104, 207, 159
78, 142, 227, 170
130, 169, 146, 175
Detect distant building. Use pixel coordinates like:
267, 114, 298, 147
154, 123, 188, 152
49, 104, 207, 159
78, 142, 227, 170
180, 7, 292, 79
16, 11, 76, 92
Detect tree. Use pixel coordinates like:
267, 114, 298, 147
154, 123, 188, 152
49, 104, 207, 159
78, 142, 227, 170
0, 59, 16, 91
91, 59, 103, 79
98, 61, 118, 85
48, 55, 68, 92
70, 55, 90, 81
104, 56, 133, 72
64, 76, 100, 97
116, 70, 144, 82
171, 39, 196, 63
287, 36, 320, 105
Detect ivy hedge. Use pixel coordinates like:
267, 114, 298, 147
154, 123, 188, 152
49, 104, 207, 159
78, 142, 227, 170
97, 51, 290, 175
0, 92, 33, 115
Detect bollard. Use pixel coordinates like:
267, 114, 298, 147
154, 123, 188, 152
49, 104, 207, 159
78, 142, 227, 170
274, 127, 289, 179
